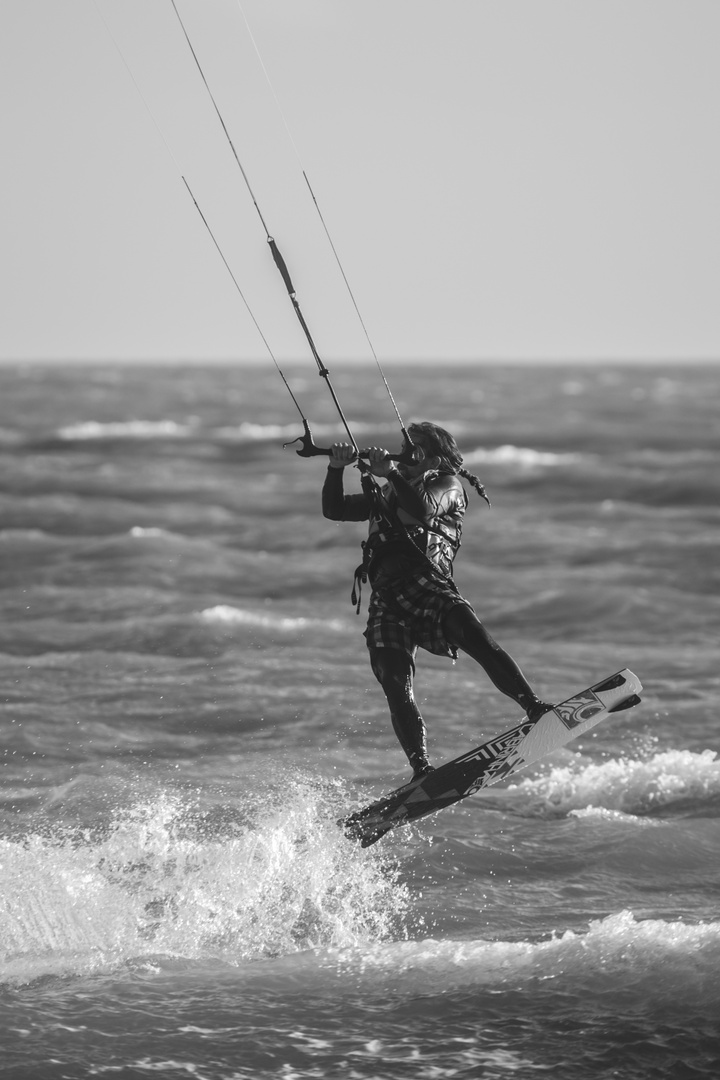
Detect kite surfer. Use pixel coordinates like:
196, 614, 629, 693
322, 421, 554, 781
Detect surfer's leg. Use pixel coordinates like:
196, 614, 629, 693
369, 647, 432, 778
444, 604, 552, 720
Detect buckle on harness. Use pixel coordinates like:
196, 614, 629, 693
350, 538, 372, 614
351, 563, 367, 614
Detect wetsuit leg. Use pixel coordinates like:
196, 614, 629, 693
369, 647, 431, 775
444, 604, 547, 717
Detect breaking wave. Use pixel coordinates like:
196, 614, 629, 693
334, 909, 720, 1004
58, 420, 196, 439
504, 748, 720, 818
55, 419, 384, 443
199, 604, 347, 633
464, 444, 585, 468
0, 778, 407, 987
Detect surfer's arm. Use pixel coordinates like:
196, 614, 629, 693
322, 463, 371, 522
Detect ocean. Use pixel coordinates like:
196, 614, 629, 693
1, 360, 719, 1079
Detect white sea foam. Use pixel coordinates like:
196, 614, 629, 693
506, 749, 720, 818
222, 421, 314, 441
129, 526, 174, 539
567, 806, 662, 826
58, 420, 195, 439
199, 604, 346, 633
3, 783, 719, 1005
0, 781, 406, 986
235, 421, 343, 441
56, 418, 395, 444
0, 528, 57, 543
336, 909, 720, 1001
463, 444, 584, 467
216, 420, 392, 443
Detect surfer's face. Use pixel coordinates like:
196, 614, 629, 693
400, 433, 436, 477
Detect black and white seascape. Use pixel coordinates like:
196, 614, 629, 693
1, 361, 719, 1078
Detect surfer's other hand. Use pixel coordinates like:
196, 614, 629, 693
329, 442, 357, 469
366, 446, 394, 477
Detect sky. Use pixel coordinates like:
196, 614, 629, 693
1, 0, 719, 364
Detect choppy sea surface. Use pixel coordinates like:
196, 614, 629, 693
1, 360, 719, 1079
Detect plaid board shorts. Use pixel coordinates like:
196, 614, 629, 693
363, 570, 474, 662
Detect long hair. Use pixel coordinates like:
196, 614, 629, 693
408, 422, 490, 505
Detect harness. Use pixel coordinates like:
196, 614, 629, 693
350, 469, 462, 613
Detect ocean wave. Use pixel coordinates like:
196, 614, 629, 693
0, 528, 61, 544
128, 526, 178, 540
57, 420, 197, 439
199, 604, 347, 633
334, 909, 720, 1005
212, 421, 324, 443
220, 420, 398, 444
630, 447, 720, 466
463, 445, 585, 468
4, 776, 720, 1009
178, 907, 720, 1011
567, 806, 662, 826
230, 421, 348, 443
53, 418, 393, 446
504, 749, 720, 818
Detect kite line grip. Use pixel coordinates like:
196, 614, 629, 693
284, 419, 415, 464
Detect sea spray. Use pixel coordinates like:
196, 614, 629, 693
0, 776, 409, 986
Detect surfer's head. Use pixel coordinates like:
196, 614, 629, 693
405, 422, 464, 475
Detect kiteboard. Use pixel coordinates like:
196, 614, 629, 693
343, 668, 642, 847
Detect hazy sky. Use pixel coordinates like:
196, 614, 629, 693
1, 0, 719, 363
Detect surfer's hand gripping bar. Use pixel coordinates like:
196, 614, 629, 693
284, 419, 416, 464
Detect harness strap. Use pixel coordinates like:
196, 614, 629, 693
350, 466, 462, 613
351, 539, 369, 613
350, 529, 402, 612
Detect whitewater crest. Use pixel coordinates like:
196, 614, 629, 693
0, 778, 407, 986
55, 418, 389, 444
503, 748, 720, 819
58, 420, 196, 440
199, 604, 346, 633
463, 444, 585, 468
330, 909, 720, 1010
